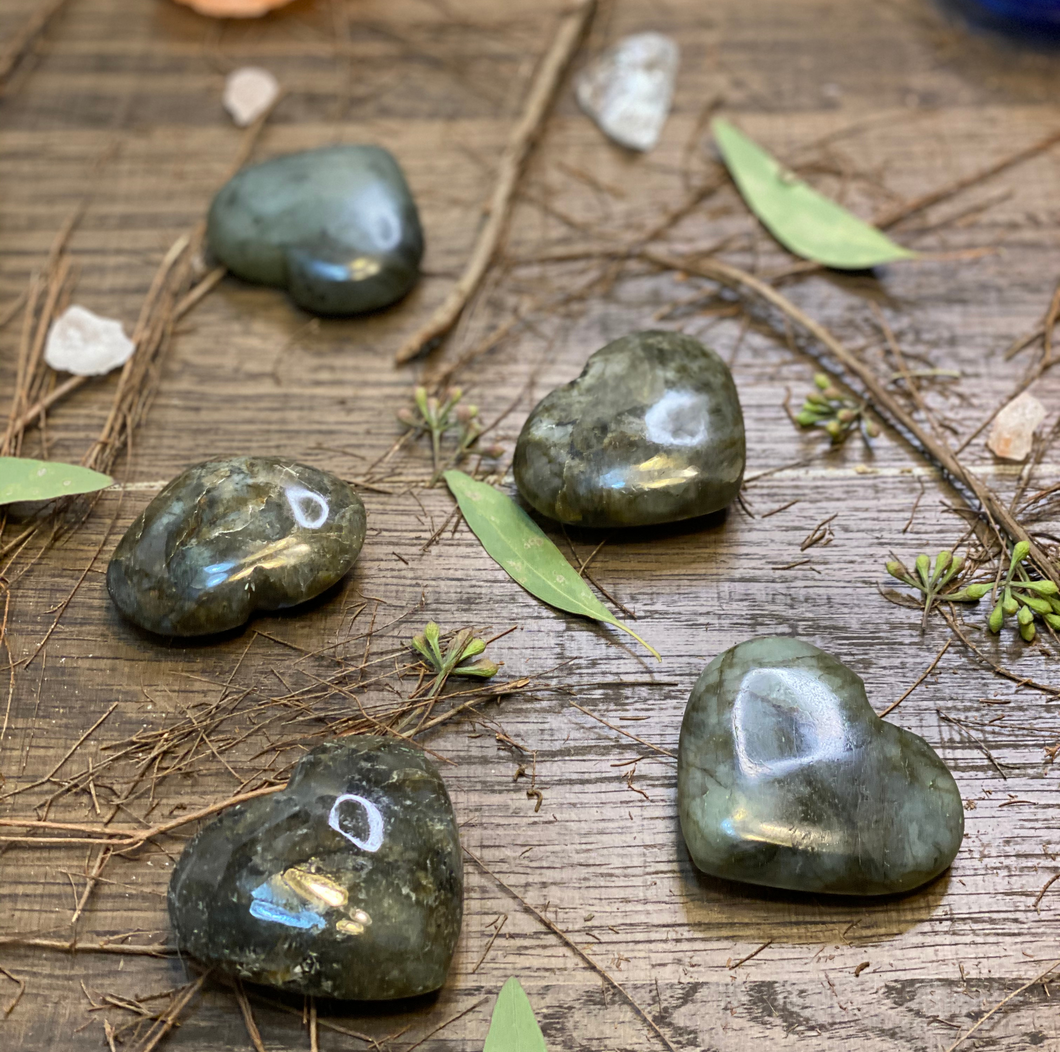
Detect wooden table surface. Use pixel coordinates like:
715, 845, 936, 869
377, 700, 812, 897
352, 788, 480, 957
2, 0, 1060, 1048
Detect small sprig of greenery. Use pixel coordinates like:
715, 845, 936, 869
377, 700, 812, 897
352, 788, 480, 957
410, 622, 499, 698
398, 387, 502, 483
886, 542, 1060, 641
969, 542, 1059, 642
886, 550, 970, 628
795, 374, 879, 445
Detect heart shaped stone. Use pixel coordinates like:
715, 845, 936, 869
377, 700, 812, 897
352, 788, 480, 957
678, 637, 963, 895
107, 457, 365, 636
207, 145, 423, 316
168, 737, 463, 1000
513, 330, 745, 527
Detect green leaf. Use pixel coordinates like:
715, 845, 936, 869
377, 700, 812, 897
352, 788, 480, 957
0, 457, 112, 505
712, 119, 916, 270
483, 978, 547, 1052
444, 470, 659, 660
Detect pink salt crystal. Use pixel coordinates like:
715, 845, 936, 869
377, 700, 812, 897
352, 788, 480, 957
987, 392, 1046, 461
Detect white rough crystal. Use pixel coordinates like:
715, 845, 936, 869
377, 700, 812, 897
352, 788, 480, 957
223, 67, 280, 128
987, 391, 1046, 462
44, 305, 134, 376
575, 32, 679, 153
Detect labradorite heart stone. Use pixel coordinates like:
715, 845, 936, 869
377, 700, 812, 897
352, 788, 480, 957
168, 738, 463, 1000
207, 145, 424, 315
513, 330, 745, 527
107, 457, 365, 636
678, 638, 963, 895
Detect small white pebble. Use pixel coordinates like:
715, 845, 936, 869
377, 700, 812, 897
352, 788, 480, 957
223, 67, 280, 127
44, 305, 134, 376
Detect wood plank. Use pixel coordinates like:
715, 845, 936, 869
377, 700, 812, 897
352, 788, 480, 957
2, 0, 1060, 1048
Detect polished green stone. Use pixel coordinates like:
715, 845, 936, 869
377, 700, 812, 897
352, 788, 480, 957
107, 457, 365, 636
207, 145, 423, 315
678, 637, 963, 895
168, 737, 463, 1000
513, 330, 745, 527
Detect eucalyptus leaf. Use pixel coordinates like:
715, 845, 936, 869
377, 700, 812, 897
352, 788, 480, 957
483, 977, 547, 1052
713, 118, 915, 270
0, 457, 112, 505
444, 470, 659, 660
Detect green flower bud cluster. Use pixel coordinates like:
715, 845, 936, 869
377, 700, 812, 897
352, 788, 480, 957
398, 386, 503, 482
795, 374, 879, 446
410, 622, 499, 699
885, 541, 1060, 642
962, 541, 1059, 643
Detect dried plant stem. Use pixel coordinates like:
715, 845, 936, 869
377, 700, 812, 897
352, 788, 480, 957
877, 640, 950, 718
943, 959, 1060, 1052
466, 847, 678, 1052
873, 127, 1060, 231
0, 937, 174, 956
394, 0, 596, 363
129, 972, 209, 1052
0, 783, 283, 848
0, 0, 73, 87
234, 980, 267, 1052
645, 250, 1060, 588
13, 374, 88, 434
941, 609, 1060, 697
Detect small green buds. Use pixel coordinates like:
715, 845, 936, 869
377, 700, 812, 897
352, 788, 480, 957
978, 542, 1058, 641
989, 601, 1004, 632
884, 549, 976, 628
793, 373, 876, 446
409, 623, 499, 699
886, 560, 909, 581
399, 385, 501, 482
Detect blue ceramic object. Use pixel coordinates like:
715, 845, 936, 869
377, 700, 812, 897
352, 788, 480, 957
959, 0, 1060, 29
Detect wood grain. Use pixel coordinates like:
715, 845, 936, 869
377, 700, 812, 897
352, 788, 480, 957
2, 0, 1060, 1049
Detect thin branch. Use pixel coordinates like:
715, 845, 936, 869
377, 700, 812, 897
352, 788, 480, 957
0, 0, 73, 87
466, 847, 678, 1052
643, 250, 1060, 589
394, 0, 596, 363
943, 959, 1060, 1052
877, 640, 950, 718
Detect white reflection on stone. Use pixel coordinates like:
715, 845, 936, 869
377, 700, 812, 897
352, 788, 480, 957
328, 793, 385, 852
732, 668, 847, 779
285, 485, 329, 529
644, 390, 709, 447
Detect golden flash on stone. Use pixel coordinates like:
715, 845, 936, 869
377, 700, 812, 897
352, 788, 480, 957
281, 865, 348, 909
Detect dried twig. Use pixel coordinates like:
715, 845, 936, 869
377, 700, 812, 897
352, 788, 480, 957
233, 980, 266, 1052
643, 251, 1060, 589
0, 937, 174, 956
394, 0, 596, 363
0, 0, 73, 87
943, 959, 1060, 1052
466, 847, 678, 1052
873, 127, 1060, 231
1032, 872, 1060, 912
570, 702, 675, 760
728, 940, 772, 970
0, 783, 283, 848
878, 640, 950, 719
128, 972, 209, 1052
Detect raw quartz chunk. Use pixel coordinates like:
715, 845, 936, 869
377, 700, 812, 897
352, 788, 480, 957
44, 305, 134, 376
575, 32, 679, 152
987, 391, 1046, 461
223, 67, 280, 127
